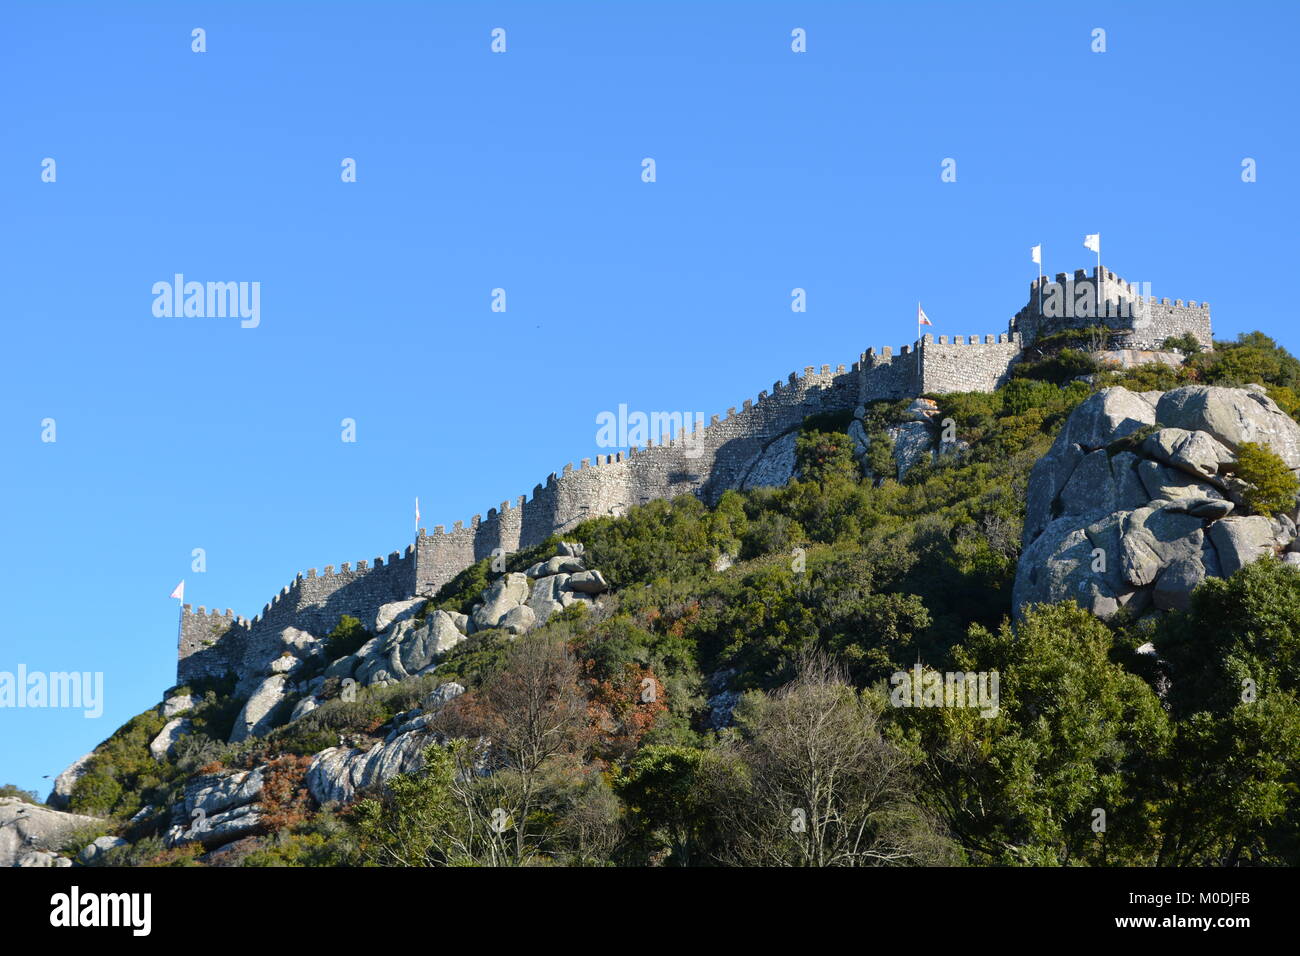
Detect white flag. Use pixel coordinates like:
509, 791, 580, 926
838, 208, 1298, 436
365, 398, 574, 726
917, 303, 932, 327
170, 580, 185, 601
1083, 233, 1100, 253
415, 497, 421, 528
1031, 244, 1041, 265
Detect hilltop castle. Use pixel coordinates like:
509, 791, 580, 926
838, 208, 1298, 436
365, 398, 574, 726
177, 266, 1212, 685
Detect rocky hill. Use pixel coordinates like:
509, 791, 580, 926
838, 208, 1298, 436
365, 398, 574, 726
8, 330, 1300, 868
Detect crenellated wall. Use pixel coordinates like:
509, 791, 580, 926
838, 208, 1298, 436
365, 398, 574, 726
178, 549, 417, 685
410, 364, 860, 597
1009, 266, 1211, 352
920, 333, 1022, 393
177, 264, 1214, 684
179, 362, 862, 680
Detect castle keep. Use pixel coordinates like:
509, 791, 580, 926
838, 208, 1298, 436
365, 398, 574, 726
177, 266, 1212, 684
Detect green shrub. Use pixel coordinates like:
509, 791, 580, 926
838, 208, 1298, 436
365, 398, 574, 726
323, 615, 370, 661
795, 430, 859, 485
1162, 333, 1201, 353
1230, 442, 1300, 516
0, 784, 39, 804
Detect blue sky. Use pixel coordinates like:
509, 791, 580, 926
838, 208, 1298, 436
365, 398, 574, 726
1, 0, 1296, 797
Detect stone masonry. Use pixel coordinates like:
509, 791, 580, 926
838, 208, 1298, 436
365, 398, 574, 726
177, 265, 1211, 684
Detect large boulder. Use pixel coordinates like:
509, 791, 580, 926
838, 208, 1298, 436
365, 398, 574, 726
499, 604, 536, 635
525, 556, 586, 578
565, 570, 610, 595
1157, 385, 1300, 468
307, 731, 433, 806
890, 421, 935, 478
471, 573, 531, 630
1015, 385, 1300, 618
1058, 387, 1157, 451
162, 693, 194, 718
229, 675, 288, 742
149, 717, 194, 760
1058, 448, 1118, 519
374, 598, 425, 634
527, 573, 570, 623
1136, 459, 1225, 502
388, 610, 465, 675
0, 798, 103, 867
1117, 505, 1207, 588
1208, 515, 1279, 577
423, 682, 465, 710
78, 835, 128, 864
46, 753, 95, 810
1141, 428, 1235, 482
741, 431, 799, 491
165, 768, 265, 848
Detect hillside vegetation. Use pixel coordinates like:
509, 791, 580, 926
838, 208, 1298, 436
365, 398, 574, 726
26, 331, 1300, 867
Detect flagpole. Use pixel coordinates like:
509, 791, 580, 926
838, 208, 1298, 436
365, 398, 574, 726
1037, 253, 1042, 315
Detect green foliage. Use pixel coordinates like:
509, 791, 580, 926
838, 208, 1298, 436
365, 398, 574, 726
795, 430, 859, 485
999, 378, 1059, 416
0, 784, 39, 804
432, 558, 494, 616
1228, 442, 1300, 516
865, 427, 895, 479
241, 809, 360, 867
68, 709, 174, 819
57, 821, 113, 855
1162, 332, 1201, 353
570, 495, 745, 590
902, 603, 1170, 865
1187, 331, 1300, 390
1156, 557, 1300, 717
322, 615, 370, 661
1012, 347, 1100, 385
615, 745, 714, 865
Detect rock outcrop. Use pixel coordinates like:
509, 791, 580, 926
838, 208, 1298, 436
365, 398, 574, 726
165, 768, 266, 848
222, 541, 611, 744
0, 798, 102, 867
1015, 385, 1300, 616
851, 398, 968, 480
45, 752, 95, 810
306, 729, 434, 806
149, 717, 194, 760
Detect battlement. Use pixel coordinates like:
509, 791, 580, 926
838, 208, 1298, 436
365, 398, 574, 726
1011, 266, 1211, 351
176, 263, 1212, 686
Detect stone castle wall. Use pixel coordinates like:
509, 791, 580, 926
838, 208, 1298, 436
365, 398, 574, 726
178, 549, 416, 686
920, 334, 1022, 393
1010, 266, 1211, 352
179, 364, 860, 683
176, 265, 1212, 684
411, 364, 861, 598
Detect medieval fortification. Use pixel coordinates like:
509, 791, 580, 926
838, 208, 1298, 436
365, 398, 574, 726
178, 267, 1213, 684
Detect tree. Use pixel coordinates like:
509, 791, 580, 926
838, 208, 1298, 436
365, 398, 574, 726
353, 744, 460, 867
905, 602, 1169, 865
431, 634, 591, 865
704, 653, 957, 866
615, 745, 714, 866
1156, 556, 1300, 717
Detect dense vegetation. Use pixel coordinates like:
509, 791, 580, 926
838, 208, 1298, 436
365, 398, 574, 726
24, 331, 1300, 867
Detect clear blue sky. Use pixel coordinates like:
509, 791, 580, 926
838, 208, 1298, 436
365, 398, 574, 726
2, 1, 1296, 798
